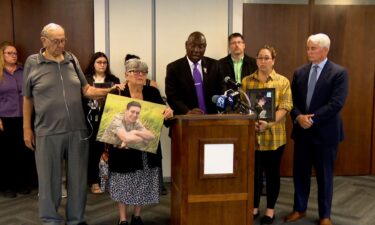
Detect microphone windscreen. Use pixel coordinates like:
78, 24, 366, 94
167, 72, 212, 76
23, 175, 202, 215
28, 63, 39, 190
211, 95, 219, 103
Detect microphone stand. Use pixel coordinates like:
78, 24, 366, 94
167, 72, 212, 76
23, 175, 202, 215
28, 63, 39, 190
237, 88, 252, 115
235, 86, 262, 145
234, 84, 263, 202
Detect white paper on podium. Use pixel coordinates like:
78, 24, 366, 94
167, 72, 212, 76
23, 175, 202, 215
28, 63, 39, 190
203, 144, 234, 174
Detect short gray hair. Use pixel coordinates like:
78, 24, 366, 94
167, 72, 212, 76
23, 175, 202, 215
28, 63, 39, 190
41, 23, 65, 37
125, 58, 140, 73
138, 61, 148, 73
125, 59, 149, 73
307, 33, 330, 50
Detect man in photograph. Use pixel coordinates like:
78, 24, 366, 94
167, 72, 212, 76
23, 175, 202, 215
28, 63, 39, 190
100, 101, 154, 148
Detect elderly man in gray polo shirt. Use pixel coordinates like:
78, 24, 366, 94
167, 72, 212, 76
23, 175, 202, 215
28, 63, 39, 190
23, 23, 121, 225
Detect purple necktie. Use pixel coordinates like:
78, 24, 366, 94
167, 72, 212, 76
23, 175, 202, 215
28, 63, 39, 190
192, 63, 206, 113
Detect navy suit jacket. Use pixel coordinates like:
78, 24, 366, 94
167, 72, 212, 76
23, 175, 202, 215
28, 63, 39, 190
165, 56, 224, 115
290, 60, 348, 145
218, 54, 257, 86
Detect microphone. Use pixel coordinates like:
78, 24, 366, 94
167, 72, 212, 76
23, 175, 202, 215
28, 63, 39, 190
212, 95, 233, 112
212, 95, 227, 110
224, 76, 241, 88
225, 90, 251, 113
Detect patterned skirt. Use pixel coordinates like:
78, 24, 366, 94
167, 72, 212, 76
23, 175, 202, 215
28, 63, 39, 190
108, 152, 160, 205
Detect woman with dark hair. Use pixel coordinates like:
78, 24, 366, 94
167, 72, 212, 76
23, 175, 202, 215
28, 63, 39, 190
0, 42, 36, 197
84, 52, 121, 194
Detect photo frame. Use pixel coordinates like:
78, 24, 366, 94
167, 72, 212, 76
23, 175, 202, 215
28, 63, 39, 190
245, 88, 276, 121
93, 82, 114, 89
96, 94, 167, 154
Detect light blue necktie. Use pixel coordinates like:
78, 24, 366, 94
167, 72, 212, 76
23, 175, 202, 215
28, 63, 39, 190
306, 65, 318, 111
192, 63, 206, 113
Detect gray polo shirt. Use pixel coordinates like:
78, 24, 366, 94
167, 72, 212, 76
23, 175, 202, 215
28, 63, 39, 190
23, 49, 88, 136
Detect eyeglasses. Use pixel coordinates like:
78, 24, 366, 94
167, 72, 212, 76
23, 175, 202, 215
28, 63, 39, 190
4, 52, 18, 56
230, 41, 244, 45
256, 57, 272, 61
129, 70, 147, 75
44, 37, 67, 45
95, 61, 107, 65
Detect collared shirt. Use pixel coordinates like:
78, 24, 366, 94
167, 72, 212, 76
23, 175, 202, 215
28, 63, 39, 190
232, 57, 243, 83
23, 49, 88, 136
242, 70, 293, 151
0, 66, 24, 117
309, 58, 328, 84
187, 57, 203, 80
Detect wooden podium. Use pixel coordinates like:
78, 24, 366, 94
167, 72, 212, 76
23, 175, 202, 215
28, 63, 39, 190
170, 114, 255, 225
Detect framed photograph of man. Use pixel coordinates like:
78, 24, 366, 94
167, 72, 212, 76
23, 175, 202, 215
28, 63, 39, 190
96, 94, 167, 154
246, 88, 275, 121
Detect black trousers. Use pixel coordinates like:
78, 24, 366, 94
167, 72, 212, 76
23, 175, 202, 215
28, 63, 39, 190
253, 145, 285, 209
0, 117, 37, 191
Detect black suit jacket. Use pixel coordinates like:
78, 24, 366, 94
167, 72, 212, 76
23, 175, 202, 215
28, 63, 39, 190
165, 56, 224, 115
290, 60, 349, 145
219, 54, 257, 86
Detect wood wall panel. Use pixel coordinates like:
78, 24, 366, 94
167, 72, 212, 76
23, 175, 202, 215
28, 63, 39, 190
243, 4, 310, 77
11, 0, 94, 70
0, 0, 14, 43
312, 5, 375, 174
244, 4, 375, 175
373, 68, 375, 175
243, 4, 310, 175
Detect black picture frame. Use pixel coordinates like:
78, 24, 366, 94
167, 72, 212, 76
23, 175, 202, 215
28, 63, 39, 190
93, 82, 114, 88
245, 88, 276, 121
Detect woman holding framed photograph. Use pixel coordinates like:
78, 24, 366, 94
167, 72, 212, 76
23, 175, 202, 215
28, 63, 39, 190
242, 45, 292, 225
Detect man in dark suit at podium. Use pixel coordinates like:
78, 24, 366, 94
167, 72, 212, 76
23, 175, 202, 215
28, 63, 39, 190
165, 31, 224, 115
219, 33, 257, 86
285, 33, 348, 225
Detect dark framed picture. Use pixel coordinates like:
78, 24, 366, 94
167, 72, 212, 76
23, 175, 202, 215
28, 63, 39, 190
246, 88, 275, 121
93, 82, 114, 88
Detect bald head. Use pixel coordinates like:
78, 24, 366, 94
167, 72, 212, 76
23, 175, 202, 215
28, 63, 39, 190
40, 23, 66, 58
187, 32, 206, 43
41, 23, 65, 38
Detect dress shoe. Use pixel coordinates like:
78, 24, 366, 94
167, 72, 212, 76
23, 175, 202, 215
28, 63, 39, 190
260, 215, 275, 225
253, 212, 260, 219
319, 218, 332, 225
118, 221, 129, 225
284, 211, 306, 222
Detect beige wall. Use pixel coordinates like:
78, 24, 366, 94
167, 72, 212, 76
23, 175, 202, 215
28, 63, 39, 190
94, 0, 240, 178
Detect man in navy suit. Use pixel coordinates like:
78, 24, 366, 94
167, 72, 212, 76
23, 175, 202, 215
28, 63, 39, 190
285, 33, 348, 225
165, 31, 224, 115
